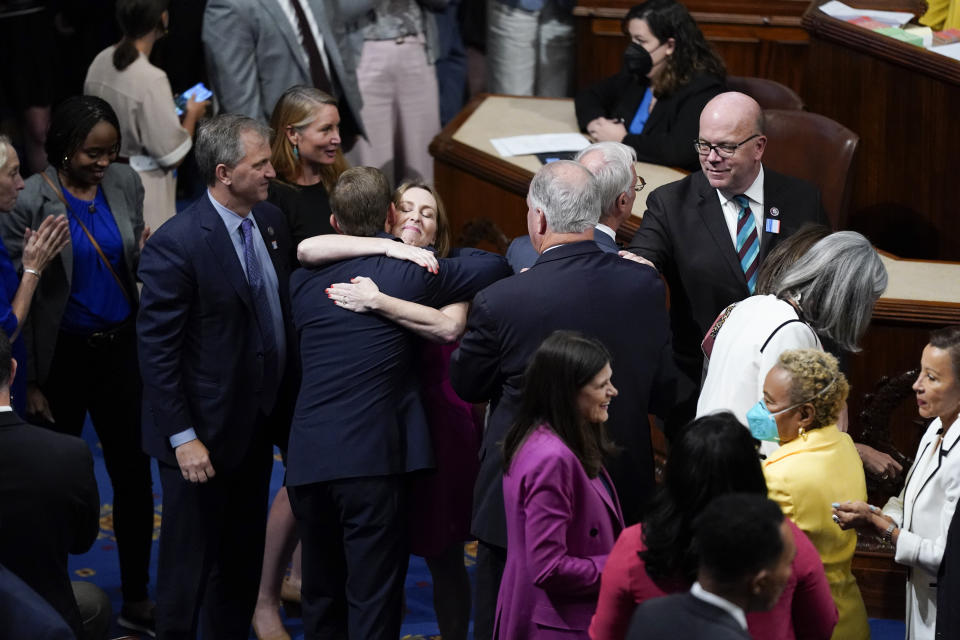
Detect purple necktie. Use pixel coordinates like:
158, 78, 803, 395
240, 218, 279, 403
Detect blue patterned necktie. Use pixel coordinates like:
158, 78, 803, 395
734, 194, 760, 293
240, 218, 278, 397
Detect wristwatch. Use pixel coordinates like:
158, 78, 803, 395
882, 523, 896, 542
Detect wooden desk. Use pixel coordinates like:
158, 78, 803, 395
429, 94, 686, 247
802, 0, 960, 260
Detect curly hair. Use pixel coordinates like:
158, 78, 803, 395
624, 0, 725, 96
776, 349, 850, 429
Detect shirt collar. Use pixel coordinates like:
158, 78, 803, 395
717, 164, 764, 208
0, 406, 12, 413
595, 223, 616, 241
690, 581, 748, 630
207, 190, 258, 235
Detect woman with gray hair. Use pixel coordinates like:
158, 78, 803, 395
696, 231, 891, 467
0, 135, 70, 416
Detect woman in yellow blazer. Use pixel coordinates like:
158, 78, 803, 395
749, 348, 869, 640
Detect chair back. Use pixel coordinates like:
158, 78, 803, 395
761, 109, 859, 229
726, 76, 804, 111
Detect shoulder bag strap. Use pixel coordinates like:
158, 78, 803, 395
39, 171, 132, 305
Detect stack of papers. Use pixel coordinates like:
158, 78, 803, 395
819, 0, 914, 27
490, 133, 590, 158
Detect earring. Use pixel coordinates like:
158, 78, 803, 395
62, 155, 70, 169
293, 145, 299, 160
798, 426, 806, 438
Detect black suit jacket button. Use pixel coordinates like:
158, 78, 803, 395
590, 528, 598, 537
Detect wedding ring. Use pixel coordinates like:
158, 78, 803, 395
832, 514, 840, 523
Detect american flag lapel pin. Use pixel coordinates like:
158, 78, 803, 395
271, 240, 279, 250
765, 218, 781, 234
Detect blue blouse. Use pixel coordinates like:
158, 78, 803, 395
628, 87, 655, 135
59, 186, 132, 334
0, 237, 26, 415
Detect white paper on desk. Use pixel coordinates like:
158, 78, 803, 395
489, 133, 590, 157
932, 41, 960, 60
819, 0, 914, 26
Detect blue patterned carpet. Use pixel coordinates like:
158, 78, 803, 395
67, 420, 902, 639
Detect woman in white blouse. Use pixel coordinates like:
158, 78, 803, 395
84, 0, 208, 231
835, 326, 960, 639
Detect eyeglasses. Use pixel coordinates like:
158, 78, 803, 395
634, 175, 647, 193
693, 134, 761, 159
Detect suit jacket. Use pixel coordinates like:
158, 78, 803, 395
0, 411, 99, 638
450, 241, 680, 546
626, 593, 752, 640
202, 0, 375, 134
505, 227, 618, 274
575, 71, 725, 171
937, 501, 960, 640
286, 239, 510, 487
0, 564, 75, 640
629, 168, 827, 374
764, 425, 870, 640
0, 164, 144, 385
495, 426, 624, 639
882, 417, 960, 639
137, 194, 296, 469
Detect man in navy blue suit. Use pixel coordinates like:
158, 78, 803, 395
286, 167, 510, 640
137, 115, 295, 639
504, 141, 645, 272
450, 159, 682, 640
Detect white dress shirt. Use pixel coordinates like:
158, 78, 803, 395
690, 581, 748, 630
275, 0, 332, 78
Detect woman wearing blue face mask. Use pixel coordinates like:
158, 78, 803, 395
760, 348, 869, 640
574, 0, 725, 171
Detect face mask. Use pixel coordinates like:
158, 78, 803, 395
747, 375, 839, 443
623, 42, 653, 80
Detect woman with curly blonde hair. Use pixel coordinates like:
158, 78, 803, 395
756, 348, 869, 640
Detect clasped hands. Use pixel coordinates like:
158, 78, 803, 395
831, 501, 894, 534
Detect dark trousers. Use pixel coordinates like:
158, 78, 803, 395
155, 431, 273, 640
473, 539, 507, 640
41, 325, 153, 603
289, 476, 408, 640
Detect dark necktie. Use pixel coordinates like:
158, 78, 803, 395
240, 218, 279, 408
288, 0, 332, 94
733, 194, 760, 293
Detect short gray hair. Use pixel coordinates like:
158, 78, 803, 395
0, 135, 11, 169
528, 160, 600, 233
774, 231, 887, 352
195, 114, 273, 186
575, 142, 636, 221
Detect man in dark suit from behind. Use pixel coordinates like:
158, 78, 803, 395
450, 159, 681, 640
627, 494, 797, 640
0, 330, 108, 639
286, 166, 510, 640
138, 114, 295, 639
629, 92, 828, 428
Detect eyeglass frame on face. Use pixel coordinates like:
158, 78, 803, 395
693, 133, 762, 159
634, 174, 647, 193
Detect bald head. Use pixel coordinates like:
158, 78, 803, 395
697, 91, 767, 195
527, 160, 600, 234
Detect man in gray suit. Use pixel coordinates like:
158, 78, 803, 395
202, 0, 374, 141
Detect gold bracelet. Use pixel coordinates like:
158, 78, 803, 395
23, 268, 40, 278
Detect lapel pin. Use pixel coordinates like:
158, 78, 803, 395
769, 207, 780, 217
271, 240, 278, 250
267, 226, 275, 236
765, 218, 781, 234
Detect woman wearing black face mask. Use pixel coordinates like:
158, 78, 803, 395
575, 0, 725, 171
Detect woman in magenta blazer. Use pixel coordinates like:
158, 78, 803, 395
496, 330, 626, 639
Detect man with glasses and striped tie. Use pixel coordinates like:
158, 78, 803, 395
628, 91, 827, 435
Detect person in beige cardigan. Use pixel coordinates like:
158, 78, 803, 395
85, 0, 208, 232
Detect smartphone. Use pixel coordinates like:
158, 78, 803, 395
174, 82, 213, 116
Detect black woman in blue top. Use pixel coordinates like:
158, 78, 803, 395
0, 96, 156, 633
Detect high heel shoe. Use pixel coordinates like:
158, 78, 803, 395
251, 612, 291, 640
